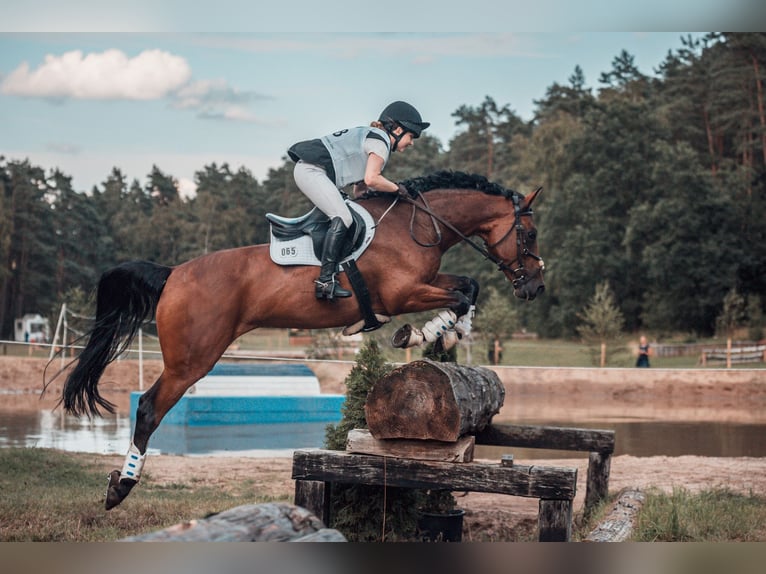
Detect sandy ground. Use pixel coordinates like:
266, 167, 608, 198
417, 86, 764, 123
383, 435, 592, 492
3, 356, 766, 540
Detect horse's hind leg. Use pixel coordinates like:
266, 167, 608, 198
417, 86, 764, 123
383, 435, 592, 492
105, 371, 193, 510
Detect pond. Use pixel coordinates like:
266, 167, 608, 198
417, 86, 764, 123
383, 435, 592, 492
2, 406, 765, 460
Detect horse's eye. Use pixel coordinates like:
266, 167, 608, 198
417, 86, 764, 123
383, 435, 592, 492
527, 230, 537, 242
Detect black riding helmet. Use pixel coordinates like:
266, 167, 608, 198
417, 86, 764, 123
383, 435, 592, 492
379, 101, 430, 150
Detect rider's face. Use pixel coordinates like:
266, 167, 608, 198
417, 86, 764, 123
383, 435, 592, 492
394, 128, 415, 151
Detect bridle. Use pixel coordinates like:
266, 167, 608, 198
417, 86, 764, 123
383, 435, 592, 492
395, 189, 545, 289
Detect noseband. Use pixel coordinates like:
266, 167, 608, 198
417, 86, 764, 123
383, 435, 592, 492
488, 193, 545, 289
397, 189, 544, 288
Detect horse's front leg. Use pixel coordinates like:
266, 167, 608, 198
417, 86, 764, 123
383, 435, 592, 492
391, 274, 479, 350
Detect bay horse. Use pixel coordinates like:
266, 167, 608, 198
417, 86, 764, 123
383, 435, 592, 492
58, 170, 544, 509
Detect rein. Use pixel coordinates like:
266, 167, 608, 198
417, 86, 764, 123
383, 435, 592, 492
397, 189, 544, 286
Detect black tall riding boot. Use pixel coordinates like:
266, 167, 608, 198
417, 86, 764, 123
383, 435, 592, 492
315, 217, 352, 300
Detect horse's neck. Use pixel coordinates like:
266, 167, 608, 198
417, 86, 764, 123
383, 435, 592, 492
412, 190, 495, 241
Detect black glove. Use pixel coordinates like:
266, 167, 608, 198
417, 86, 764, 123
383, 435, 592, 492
396, 184, 410, 198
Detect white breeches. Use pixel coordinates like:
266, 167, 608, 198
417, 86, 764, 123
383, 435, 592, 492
293, 161, 353, 227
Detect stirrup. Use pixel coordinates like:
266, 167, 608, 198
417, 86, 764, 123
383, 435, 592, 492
314, 275, 352, 300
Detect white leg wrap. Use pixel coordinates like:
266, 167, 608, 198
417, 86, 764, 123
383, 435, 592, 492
421, 310, 458, 343
454, 305, 476, 338
120, 442, 146, 482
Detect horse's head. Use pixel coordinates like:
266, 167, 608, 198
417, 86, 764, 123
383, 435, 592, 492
484, 187, 545, 301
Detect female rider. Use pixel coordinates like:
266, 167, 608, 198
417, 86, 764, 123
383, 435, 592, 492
287, 101, 429, 300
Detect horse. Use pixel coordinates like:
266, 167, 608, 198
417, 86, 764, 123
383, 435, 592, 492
57, 170, 544, 510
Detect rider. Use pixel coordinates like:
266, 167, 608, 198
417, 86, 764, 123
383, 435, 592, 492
287, 101, 430, 300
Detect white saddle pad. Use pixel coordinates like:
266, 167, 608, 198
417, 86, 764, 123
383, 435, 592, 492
269, 201, 376, 266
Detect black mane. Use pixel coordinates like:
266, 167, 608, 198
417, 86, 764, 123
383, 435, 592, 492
399, 170, 516, 199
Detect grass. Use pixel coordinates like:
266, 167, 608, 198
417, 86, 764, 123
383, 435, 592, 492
0, 448, 289, 542
634, 487, 766, 542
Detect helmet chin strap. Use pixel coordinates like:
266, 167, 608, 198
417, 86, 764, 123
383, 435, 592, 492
385, 122, 406, 152
389, 130, 404, 152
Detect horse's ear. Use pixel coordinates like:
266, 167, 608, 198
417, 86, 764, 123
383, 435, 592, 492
522, 186, 543, 210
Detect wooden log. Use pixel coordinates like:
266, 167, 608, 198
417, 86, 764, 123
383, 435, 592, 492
475, 423, 615, 454
292, 449, 577, 500
585, 489, 645, 542
364, 359, 505, 442
346, 428, 475, 462
119, 502, 346, 542
584, 451, 612, 519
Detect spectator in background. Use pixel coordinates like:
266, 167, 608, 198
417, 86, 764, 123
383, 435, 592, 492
636, 335, 652, 368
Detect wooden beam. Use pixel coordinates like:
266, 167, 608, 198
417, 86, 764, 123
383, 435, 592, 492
346, 429, 475, 462
475, 423, 615, 454
292, 449, 577, 500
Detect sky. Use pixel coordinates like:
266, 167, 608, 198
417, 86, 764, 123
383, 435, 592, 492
1, 2, 762, 198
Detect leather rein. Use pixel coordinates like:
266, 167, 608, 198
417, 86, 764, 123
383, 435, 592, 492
395, 189, 544, 288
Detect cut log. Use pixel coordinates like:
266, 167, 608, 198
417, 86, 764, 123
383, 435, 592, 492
346, 428, 475, 462
364, 359, 504, 442
119, 502, 346, 542
584, 489, 645, 542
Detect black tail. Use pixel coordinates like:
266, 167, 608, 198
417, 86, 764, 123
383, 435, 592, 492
62, 261, 172, 417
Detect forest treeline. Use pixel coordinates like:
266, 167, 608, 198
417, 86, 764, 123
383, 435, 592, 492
1, 33, 765, 340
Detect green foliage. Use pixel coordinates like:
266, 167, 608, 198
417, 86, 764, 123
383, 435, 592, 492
716, 288, 747, 337
577, 281, 625, 342
746, 294, 764, 341
323, 339, 424, 541
324, 339, 392, 449
2, 35, 766, 342
474, 286, 518, 341
577, 281, 627, 367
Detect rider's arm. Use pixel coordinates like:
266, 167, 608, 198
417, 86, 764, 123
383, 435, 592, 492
363, 152, 399, 193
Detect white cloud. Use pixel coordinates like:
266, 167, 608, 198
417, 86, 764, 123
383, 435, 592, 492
0, 49, 192, 100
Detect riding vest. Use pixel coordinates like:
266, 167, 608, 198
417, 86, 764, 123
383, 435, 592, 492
288, 126, 390, 187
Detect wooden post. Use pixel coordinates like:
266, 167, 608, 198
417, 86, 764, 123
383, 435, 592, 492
727, 336, 732, 369
538, 499, 572, 542
294, 479, 332, 526
600, 342, 606, 368
584, 451, 612, 519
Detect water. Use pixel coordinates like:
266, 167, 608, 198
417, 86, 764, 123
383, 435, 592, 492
2, 408, 765, 459
0, 409, 330, 457
474, 419, 766, 461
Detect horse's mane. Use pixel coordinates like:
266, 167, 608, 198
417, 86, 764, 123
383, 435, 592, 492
358, 170, 516, 200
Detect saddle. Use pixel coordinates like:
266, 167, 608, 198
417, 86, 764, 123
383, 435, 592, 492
266, 201, 374, 266
266, 201, 389, 334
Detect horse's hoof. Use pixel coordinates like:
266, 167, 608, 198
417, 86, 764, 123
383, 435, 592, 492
105, 470, 137, 510
438, 329, 459, 351
391, 324, 423, 348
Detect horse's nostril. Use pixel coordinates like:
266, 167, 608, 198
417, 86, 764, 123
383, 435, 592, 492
537, 284, 545, 296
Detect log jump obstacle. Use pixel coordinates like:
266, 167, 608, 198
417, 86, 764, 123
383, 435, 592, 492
291, 359, 614, 541
293, 449, 577, 542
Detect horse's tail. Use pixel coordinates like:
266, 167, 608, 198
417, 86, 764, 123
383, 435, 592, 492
62, 260, 172, 417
